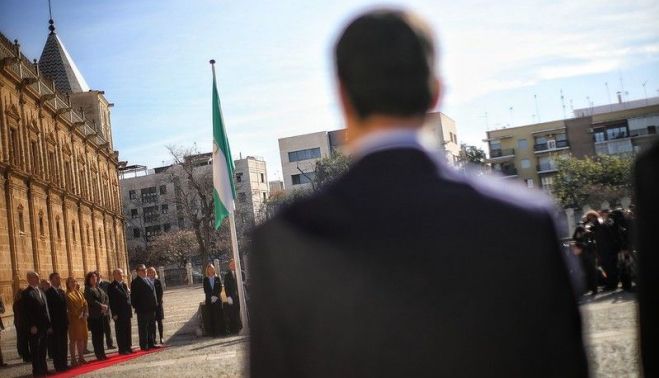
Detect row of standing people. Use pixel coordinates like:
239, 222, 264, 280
203, 261, 243, 337
573, 208, 635, 296
1, 266, 164, 377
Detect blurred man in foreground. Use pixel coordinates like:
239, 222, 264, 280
250, 8, 588, 377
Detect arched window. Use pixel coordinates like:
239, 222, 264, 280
98, 229, 103, 247
56, 217, 61, 240
86, 225, 91, 246
72, 221, 77, 244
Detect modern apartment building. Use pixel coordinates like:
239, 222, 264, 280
278, 112, 458, 190
278, 130, 347, 190
422, 112, 460, 165
120, 154, 269, 251
485, 97, 659, 193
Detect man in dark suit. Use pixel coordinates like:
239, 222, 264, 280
97, 272, 115, 349
130, 264, 157, 350
22, 271, 51, 377
635, 140, 659, 377
223, 260, 242, 334
250, 9, 589, 378
108, 268, 133, 355
45, 272, 68, 372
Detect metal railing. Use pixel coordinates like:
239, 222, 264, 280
533, 140, 569, 151
490, 148, 515, 158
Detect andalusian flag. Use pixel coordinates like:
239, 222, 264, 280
210, 60, 236, 230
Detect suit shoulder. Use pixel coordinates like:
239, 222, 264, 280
445, 168, 557, 218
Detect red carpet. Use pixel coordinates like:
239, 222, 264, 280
50, 347, 167, 378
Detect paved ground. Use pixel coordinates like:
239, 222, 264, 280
0, 286, 639, 377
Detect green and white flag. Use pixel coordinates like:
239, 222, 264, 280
211, 62, 236, 230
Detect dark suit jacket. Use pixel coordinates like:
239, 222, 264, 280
203, 276, 222, 306
45, 287, 68, 330
223, 271, 239, 303
108, 281, 132, 320
84, 286, 109, 319
130, 276, 157, 314
635, 140, 659, 377
250, 148, 588, 378
21, 286, 51, 333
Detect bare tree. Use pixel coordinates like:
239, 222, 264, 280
149, 229, 199, 268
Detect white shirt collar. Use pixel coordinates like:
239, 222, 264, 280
348, 128, 428, 162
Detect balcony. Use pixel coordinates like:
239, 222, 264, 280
489, 148, 515, 159
493, 167, 518, 178
630, 127, 657, 138
533, 140, 569, 153
537, 163, 558, 173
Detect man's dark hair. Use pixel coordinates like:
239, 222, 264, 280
49, 272, 59, 280
335, 9, 437, 119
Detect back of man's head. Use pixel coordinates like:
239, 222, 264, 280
335, 9, 437, 120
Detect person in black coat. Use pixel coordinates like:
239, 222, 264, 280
84, 271, 109, 361
97, 272, 115, 350
45, 273, 69, 372
13, 289, 31, 363
21, 271, 52, 377
223, 260, 242, 334
593, 210, 622, 290
147, 267, 165, 344
249, 9, 588, 378
203, 264, 226, 337
131, 264, 158, 350
635, 140, 659, 378
108, 269, 133, 355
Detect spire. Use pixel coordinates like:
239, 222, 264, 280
38, 4, 90, 94
48, 0, 56, 34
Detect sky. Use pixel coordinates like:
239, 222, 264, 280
1, 0, 658, 181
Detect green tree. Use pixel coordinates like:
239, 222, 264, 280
553, 155, 633, 209
458, 144, 487, 165
313, 152, 351, 189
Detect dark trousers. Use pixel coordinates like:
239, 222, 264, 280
102, 315, 114, 347
16, 326, 31, 361
48, 326, 68, 371
206, 302, 227, 337
137, 312, 156, 350
226, 302, 243, 334
580, 252, 599, 294
602, 255, 619, 289
114, 317, 132, 353
28, 331, 48, 376
87, 317, 106, 359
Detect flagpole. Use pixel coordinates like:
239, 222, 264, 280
229, 212, 249, 334
209, 59, 249, 334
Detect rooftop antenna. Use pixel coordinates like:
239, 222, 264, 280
605, 82, 612, 110
642, 81, 648, 105
481, 112, 489, 131
508, 106, 514, 127
618, 70, 625, 100
534, 94, 541, 122
569, 99, 574, 117
560, 89, 566, 119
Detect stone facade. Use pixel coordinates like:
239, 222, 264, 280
0, 32, 127, 317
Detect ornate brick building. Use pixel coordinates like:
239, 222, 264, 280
0, 19, 127, 311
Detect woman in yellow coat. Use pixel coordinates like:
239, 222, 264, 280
66, 277, 89, 365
